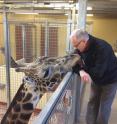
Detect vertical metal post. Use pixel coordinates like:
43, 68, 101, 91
78, 0, 88, 118
72, 74, 81, 124
71, 6, 76, 31
66, 11, 72, 53
69, 9, 74, 52
45, 21, 49, 56
77, 0, 88, 29
34, 27, 37, 58
3, 9, 11, 106
22, 25, 25, 60
74, 0, 88, 123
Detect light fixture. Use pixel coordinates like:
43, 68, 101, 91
65, 13, 68, 16
76, 14, 93, 17
76, 3, 92, 10
87, 14, 93, 16
87, 7, 92, 10
69, 0, 73, 3
44, 3, 73, 9
54, 7, 62, 10
15, 12, 38, 15
64, 7, 70, 10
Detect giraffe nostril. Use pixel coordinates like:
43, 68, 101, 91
22, 78, 25, 83
23, 77, 29, 82
26, 77, 29, 80
26, 77, 30, 81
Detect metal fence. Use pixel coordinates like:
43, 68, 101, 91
0, 14, 74, 123
0, 12, 93, 123
33, 72, 81, 124
0, 22, 7, 121
9, 20, 69, 60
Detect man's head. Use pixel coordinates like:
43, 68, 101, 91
70, 29, 89, 52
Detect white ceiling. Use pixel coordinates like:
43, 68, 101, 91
0, 0, 117, 17
88, 0, 117, 17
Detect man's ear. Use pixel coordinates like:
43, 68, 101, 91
80, 40, 85, 44
84, 40, 88, 45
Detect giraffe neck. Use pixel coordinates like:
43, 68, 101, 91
1, 83, 24, 124
1, 81, 44, 124
1, 68, 66, 124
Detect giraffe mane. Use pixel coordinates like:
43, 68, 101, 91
1, 53, 82, 124
15, 54, 81, 79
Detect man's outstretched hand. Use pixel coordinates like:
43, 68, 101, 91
79, 70, 92, 83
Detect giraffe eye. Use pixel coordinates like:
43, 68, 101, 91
44, 68, 49, 78
23, 76, 29, 81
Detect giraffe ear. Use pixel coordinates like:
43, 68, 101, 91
0, 47, 29, 68
15, 67, 36, 74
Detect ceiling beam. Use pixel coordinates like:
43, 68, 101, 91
0, 8, 69, 14
1, 0, 76, 4
88, 0, 117, 7
87, 10, 117, 14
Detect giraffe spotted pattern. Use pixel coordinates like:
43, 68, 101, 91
1, 53, 82, 124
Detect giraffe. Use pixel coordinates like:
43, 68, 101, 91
0, 47, 33, 68
0, 52, 82, 124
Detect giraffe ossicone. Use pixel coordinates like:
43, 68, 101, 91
1, 52, 82, 124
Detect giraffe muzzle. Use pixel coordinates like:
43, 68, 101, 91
23, 76, 35, 85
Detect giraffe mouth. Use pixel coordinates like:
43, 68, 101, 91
23, 76, 35, 85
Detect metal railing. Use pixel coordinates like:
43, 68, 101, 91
33, 72, 81, 124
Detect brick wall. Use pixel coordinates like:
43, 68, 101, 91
15, 25, 23, 60
15, 25, 33, 62
40, 26, 58, 57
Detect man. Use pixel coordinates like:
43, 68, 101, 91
70, 29, 117, 124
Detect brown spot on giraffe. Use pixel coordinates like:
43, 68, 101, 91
1, 53, 82, 124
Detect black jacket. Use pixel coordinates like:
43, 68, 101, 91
73, 35, 117, 85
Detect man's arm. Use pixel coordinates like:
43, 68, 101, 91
88, 46, 110, 80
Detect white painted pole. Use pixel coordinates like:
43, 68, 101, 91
74, 0, 88, 123
3, 8, 11, 106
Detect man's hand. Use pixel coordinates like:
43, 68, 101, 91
79, 70, 92, 83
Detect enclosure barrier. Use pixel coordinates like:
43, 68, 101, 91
33, 72, 81, 124
0, 15, 84, 123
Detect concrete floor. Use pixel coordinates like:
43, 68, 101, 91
79, 84, 117, 124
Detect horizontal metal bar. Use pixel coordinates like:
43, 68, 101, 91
0, 9, 68, 13
3, 1, 71, 3
33, 72, 73, 124
7, 20, 72, 25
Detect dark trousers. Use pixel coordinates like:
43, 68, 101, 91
86, 82, 117, 124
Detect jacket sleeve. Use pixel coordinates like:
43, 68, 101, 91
72, 64, 81, 75
72, 58, 86, 75
88, 46, 110, 80
72, 49, 86, 75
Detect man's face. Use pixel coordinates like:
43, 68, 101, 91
71, 36, 87, 52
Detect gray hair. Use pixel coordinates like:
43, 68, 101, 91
70, 29, 89, 42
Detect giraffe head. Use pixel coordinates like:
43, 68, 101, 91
16, 54, 81, 90
16, 54, 81, 77
14, 54, 82, 116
